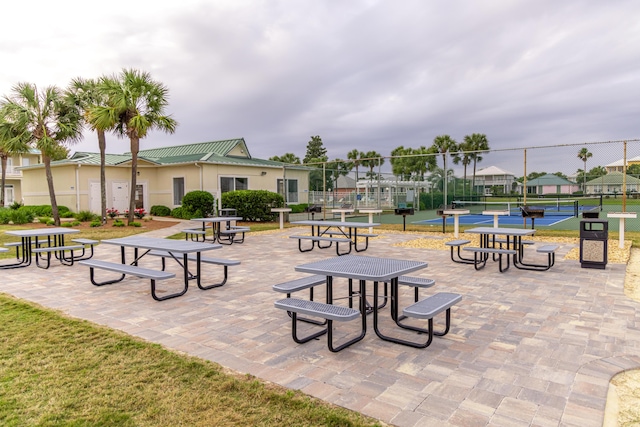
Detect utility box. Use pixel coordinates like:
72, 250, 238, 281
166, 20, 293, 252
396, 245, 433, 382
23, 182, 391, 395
580, 219, 608, 269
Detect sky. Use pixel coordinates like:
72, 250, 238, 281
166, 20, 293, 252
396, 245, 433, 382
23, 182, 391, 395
2, 0, 639, 177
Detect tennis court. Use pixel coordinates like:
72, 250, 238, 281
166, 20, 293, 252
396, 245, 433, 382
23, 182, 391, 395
413, 213, 571, 227
413, 198, 599, 227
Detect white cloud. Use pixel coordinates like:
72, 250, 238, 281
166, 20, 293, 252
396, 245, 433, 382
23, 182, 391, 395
1, 0, 639, 175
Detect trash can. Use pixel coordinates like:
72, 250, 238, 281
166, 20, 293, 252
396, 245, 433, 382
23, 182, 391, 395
580, 219, 608, 269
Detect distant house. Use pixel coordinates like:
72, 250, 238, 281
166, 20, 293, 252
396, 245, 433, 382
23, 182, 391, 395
523, 174, 579, 195
472, 166, 516, 195
584, 171, 640, 194
605, 156, 640, 173
0, 148, 42, 207
19, 139, 311, 214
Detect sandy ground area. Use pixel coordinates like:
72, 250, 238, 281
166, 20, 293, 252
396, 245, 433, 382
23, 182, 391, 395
605, 247, 640, 426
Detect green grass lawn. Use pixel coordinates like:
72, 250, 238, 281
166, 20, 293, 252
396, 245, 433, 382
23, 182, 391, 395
0, 222, 381, 426
0, 296, 381, 427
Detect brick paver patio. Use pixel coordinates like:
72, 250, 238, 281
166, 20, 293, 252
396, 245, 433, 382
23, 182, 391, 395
2, 222, 639, 426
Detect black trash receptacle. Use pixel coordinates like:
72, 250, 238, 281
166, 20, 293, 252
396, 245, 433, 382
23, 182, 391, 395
580, 219, 608, 269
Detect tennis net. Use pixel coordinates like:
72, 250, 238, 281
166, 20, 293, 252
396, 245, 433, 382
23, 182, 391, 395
451, 197, 602, 217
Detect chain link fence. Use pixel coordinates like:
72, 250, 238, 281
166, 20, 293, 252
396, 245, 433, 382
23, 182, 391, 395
284, 139, 639, 232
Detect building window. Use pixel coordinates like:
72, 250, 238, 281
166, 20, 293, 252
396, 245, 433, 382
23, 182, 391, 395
277, 179, 298, 203
173, 177, 185, 205
22, 158, 30, 167
220, 177, 248, 193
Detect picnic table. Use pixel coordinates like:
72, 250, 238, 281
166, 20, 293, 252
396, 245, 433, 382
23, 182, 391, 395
290, 220, 379, 255
292, 255, 427, 350
189, 216, 247, 244
3, 227, 86, 269
275, 254, 461, 350
464, 227, 557, 272
79, 236, 224, 301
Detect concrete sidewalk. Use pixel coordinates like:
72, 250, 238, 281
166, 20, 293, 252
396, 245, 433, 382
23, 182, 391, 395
2, 224, 639, 426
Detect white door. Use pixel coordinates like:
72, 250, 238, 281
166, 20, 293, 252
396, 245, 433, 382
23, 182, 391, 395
4, 186, 14, 206
111, 181, 129, 213
89, 182, 101, 214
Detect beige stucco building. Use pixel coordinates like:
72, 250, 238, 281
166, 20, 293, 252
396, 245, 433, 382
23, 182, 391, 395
19, 139, 310, 214
1, 148, 42, 207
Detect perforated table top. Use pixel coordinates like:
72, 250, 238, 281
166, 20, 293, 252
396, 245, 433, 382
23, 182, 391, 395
295, 255, 427, 281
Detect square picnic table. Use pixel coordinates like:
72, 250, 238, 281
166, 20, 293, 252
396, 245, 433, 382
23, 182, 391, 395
295, 254, 428, 349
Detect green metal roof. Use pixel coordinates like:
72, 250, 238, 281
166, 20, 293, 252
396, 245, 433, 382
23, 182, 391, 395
135, 138, 249, 158
25, 138, 311, 171
526, 174, 576, 186
65, 152, 136, 166
585, 172, 640, 185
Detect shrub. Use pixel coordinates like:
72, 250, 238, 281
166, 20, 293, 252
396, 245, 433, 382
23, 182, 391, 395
106, 208, 119, 218
181, 191, 215, 218
9, 208, 35, 225
71, 220, 81, 226
112, 219, 125, 227
60, 222, 72, 227
170, 206, 188, 219
150, 205, 171, 216
38, 216, 52, 224
130, 221, 142, 227
90, 220, 102, 227
289, 204, 306, 214
46, 219, 55, 226
221, 190, 284, 221
9, 201, 23, 210
75, 210, 96, 222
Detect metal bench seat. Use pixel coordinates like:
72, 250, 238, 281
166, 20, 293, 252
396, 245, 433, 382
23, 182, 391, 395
514, 244, 559, 271
272, 275, 326, 295
463, 246, 516, 272
218, 228, 248, 245
274, 298, 365, 352
183, 229, 207, 242
78, 259, 182, 301
146, 250, 240, 289
32, 245, 84, 268
374, 292, 461, 348
273, 275, 327, 326
289, 235, 352, 256
445, 239, 474, 264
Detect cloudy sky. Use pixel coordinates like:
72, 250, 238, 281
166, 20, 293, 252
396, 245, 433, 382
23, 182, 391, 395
2, 0, 639, 176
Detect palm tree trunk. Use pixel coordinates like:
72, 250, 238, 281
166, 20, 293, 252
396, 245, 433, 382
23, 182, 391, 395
472, 159, 478, 197
44, 155, 60, 226
463, 164, 468, 199
99, 129, 107, 224
1, 156, 6, 206
128, 136, 140, 225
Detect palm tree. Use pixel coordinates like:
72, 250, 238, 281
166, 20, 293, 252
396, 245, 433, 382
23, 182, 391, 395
347, 149, 365, 183
88, 69, 177, 224
430, 135, 458, 204
0, 83, 82, 224
452, 139, 473, 198
577, 148, 592, 193
269, 153, 300, 164
67, 77, 110, 224
0, 114, 31, 206
362, 151, 383, 179
464, 133, 489, 196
